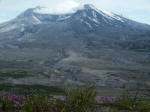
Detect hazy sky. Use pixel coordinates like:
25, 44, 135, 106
0, 0, 150, 24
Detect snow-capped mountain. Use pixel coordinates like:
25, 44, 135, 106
0, 4, 150, 50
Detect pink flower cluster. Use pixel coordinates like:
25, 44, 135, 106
1, 92, 25, 108
101, 96, 121, 104
48, 99, 67, 112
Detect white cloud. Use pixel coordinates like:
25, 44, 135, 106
54, 0, 80, 14
34, 0, 80, 14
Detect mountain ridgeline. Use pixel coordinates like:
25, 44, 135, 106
0, 4, 150, 50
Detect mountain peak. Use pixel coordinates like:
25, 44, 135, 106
34, 6, 45, 9
83, 4, 97, 10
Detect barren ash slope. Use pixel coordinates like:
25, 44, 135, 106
0, 4, 150, 91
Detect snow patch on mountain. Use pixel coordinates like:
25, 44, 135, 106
98, 10, 124, 22
20, 27, 24, 32
101, 10, 124, 22
82, 4, 124, 23
84, 21, 93, 29
92, 11, 97, 18
0, 24, 17, 33
20, 24, 25, 32
88, 17, 100, 24
32, 15, 41, 24
58, 15, 71, 21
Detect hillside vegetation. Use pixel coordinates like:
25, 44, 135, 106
0, 87, 149, 112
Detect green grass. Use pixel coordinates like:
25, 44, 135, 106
0, 83, 65, 95
64, 87, 97, 112
0, 70, 33, 79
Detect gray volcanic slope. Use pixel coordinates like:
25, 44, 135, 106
0, 4, 150, 91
